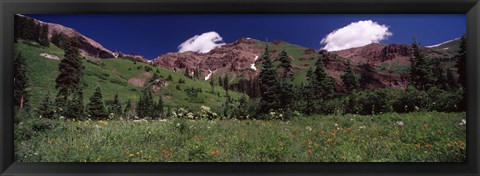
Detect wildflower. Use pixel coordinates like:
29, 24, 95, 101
359, 126, 366, 129
99, 120, 108, 125
38, 115, 42, 119
459, 119, 466, 126
129, 154, 135, 157
306, 126, 312, 131
394, 121, 404, 127
414, 106, 420, 111
334, 123, 339, 127
211, 150, 220, 156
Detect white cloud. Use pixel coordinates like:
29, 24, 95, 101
320, 20, 393, 51
178, 31, 226, 53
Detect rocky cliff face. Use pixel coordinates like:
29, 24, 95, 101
152, 38, 263, 80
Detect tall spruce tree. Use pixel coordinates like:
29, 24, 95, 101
14, 52, 29, 111
409, 36, 435, 91
341, 60, 360, 92
111, 92, 123, 118
38, 92, 54, 118
278, 50, 295, 112
303, 67, 318, 115
55, 40, 83, 104
314, 53, 335, 99
137, 87, 154, 118
223, 75, 229, 93
456, 34, 466, 89
87, 86, 106, 120
258, 45, 280, 113
154, 96, 164, 119
65, 86, 85, 119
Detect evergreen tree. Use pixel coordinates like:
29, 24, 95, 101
278, 50, 295, 112
65, 86, 85, 119
210, 77, 215, 94
124, 99, 133, 120
218, 76, 223, 87
409, 36, 435, 91
456, 34, 466, 89
314, 54, 335, 99
14, 52, 29, 111
154, 96, 164, 119
258, 45, 280, 113
38, 24, 50, 47
87, 86, 106, 120
223, 75, 229, 93
55, 40, 83, 103
278, 50, 292, 77
303, 67, 318, 115
137, 87, 154, 118
38, 92, 54, 118
341, 60, 360, 92
111, 92, 123, 118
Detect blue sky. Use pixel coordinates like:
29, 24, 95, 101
28, 14, 465, 59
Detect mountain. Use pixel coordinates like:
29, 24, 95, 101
15, 15, 460, 93
15, 14, 148, 62
426, 38, 461, 52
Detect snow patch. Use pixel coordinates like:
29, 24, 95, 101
39, 53, 60, 61
426, 38, 460, 48
204, 69, 215, 80
250, 55, 259, 71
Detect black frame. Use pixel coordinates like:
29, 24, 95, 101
1, 0, 479, 175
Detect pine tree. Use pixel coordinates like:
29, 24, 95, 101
278, 50, 294, 112
278, 50, 292, 77
55, 40, 83, 104
87, 86, 106, 120
341, 60, 360, 92
154, 96, 164, 119
258, 45, 280, 114
14, 52, 29, 111
38, 24, 50, 47
218, 76, 223, 87
314, 54, 335, 99
137, 87, 154, 118
65, 86, 85, 119
303, 67, 318, 115
210, 77, 215, 94
124, 99, 133, 120
223, 75, 229, 93
38, 92, 54, 118
111, 92, 122, 118
409, 36, 435, 91
456, 34, 466, 89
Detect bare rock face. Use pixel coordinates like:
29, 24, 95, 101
152, 38, 263, 80
114, 52, 148, 63
46, 22, 116, 59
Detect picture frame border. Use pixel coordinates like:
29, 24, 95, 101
1, 0, 479, 175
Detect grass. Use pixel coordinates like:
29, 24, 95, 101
15, 111, 466, 162
15, 41, 243, 111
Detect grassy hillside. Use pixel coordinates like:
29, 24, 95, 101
14, 41, 244, 112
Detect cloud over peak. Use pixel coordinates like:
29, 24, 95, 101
178, 31, 226, 53
321, 20, 393, 51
